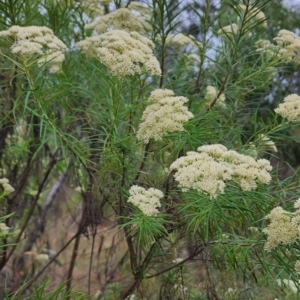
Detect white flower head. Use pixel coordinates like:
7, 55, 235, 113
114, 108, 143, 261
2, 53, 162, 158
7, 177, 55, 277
94, 290, 102, 299
126, 294, 138, 300
294, 198, 300, 210
78, 30, 161, 78
295, 260, 300, 273
205, 86, 226, 109
173, 257, 184, 263
0, 178, 15, 195
263, 207, 298, 251
127, 186, 163, 216
255, 39, 279, 59
0, 26, 67, 73
35, 254, 49, 264
275, 94, 300, 122
170, 144, 272, 199
85, 8, 151, 34
136, 89, 193, 143
273, 30, 300, 63
165, 33, 202, 50
174, 284, 188, 298
238, 4, 267, 28
0, 223, 10, 235
74, 186, 85, 193
218, 23, 239, 36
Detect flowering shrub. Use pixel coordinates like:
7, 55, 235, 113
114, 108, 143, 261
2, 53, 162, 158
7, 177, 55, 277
1, 0, 300, 299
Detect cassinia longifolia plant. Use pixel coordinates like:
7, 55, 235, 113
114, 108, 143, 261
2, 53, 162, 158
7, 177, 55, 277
1, 0, 300, 299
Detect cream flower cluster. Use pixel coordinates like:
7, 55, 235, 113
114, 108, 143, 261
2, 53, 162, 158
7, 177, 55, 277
165, 33, 202, 50
0, 223, 10, 235
35, 254, 49, 263
275, 94, 300, 122
136, 89, 194, 143
257, 30, 300, 63
169, 144, 272, 199
263, 207, 298, 251
295, 260, 300, 273
255, 39, 279, 59
274, 29, 300, 63
0, 178, 15, 196
0, 26, 67, 73
263, 199, 300, 251
127, 186, 163, 216
218, 23, 239, 36
238, 4, 267, 28
78, 30, 161, 78
85, 8, 151, 34
205, 86, 226, 109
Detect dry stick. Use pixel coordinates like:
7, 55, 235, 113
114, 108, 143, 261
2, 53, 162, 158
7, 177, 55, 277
104, 235, 116, 282
119, 241, 157, 299
120, 29, 167, 299
18, 229, 82, 296
24, 163, 70, 252
88, 227, 97, 297
0, 154, 57, 270
158, 33, 166, 89
121, 142, 152, 283
124, 227, 137, 274
0, 134, 38, 268
134, 141, 151, 183
96, 236, 104, 282
146, 245, 205, 279
0, 67, 17, 161
0, 111, 44, 269
65, 203, 86, 300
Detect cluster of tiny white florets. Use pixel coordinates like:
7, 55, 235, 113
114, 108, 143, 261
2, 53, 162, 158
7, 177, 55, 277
238, 4, 267, 28
274, 29, 300, 63
0, 178, 15, 196
169, 144, 272, 199
0, 223, 10, 236
0, 26, 67, 73
85, 8, 151, 34
218, 23, 239, 36
255, 39, 279, 59
295, 260, 300, 273
77, 30, 161, 78
35, 254, 49, 264
219, 22, 253, 39
136, 89, 194, 143
205, 86, 226, 109
257, 30, 300, 63
174, 284, 189, 299
263, 207, 299, 251
263, 199, 300, 251
275, 94, 300, 122
219, 5, 266, 40
127, 186, 163, 216
165, 33, 202, 50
